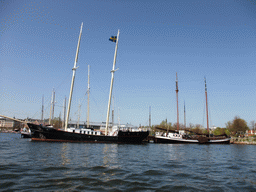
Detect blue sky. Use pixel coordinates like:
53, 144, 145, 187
1, 0, 256, 128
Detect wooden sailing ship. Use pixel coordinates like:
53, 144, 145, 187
27, 24, 149, 143
154, 75, 230, 144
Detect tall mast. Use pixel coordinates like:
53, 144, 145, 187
184, 101, 186, 129
166, 118, 168, 132
87, 65, 90, 128
205, 77, 209, 133
118, 107, 120, 128
59, 112, 61, 128
77, 101, 81, 129
65, 22, 83, 131
52, 89, 56, 121
49, 88, 54, 124
176, 72, 179, 131
112, 96, 114, 127
63, 97, 66, 128
149, 106, 151, 128
112, 109, 114, 128
41, 95, 44, 124
105, 30, 120, 135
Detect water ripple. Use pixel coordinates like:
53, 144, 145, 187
1, 134, 256, 191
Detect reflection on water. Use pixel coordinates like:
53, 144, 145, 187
61, 143, 70, 166
99, 144, 119, 182
103, 144, 118, 168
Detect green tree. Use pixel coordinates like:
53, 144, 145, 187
173, 123, 185, 130
202, 129, 209, 134
51, 117, 63, 128
227, 116, 249, 135
160, 120, 167, 127
213, 127, 225, 135
189, 123, 194, 129
225, 121, 232, 130
191, 124, 204, 134
224, 129, 230, 136
159, 120, 172, 129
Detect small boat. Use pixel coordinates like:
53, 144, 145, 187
155, 75, 230, 144
28, 24, 149, 143
21, 128, 31, 138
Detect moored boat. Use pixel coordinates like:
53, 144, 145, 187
27, 123, 149, 143
28, 24, 149, 143
154, 75, 230, 144
154, 129, 230, 144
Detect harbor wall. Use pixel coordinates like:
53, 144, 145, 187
231, 137, 256, 145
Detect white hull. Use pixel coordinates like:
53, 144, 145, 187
155, 136, 199, 143
208, 138, 231, 143
154, 134, 231, 144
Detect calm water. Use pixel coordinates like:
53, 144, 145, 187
1, 133, 256, 192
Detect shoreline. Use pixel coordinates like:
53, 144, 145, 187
230, 137, 256, 145
1, 132, 256, 145
231, 141, 256, 145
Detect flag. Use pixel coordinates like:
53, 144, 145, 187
109, 36, 117, 42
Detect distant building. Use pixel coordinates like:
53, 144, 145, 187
245, 130, 256, 136
0, 117, 23, 132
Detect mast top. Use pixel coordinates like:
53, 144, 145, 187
73, 22, 83, 67
204, 77, 207, 92
176, 72, 179, 92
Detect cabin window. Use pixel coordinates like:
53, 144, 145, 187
84, 131, 86, 134
80, 131, 82, 134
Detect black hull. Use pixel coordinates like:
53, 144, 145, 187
21, 132, 32, 138
27, 123, 149, 144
